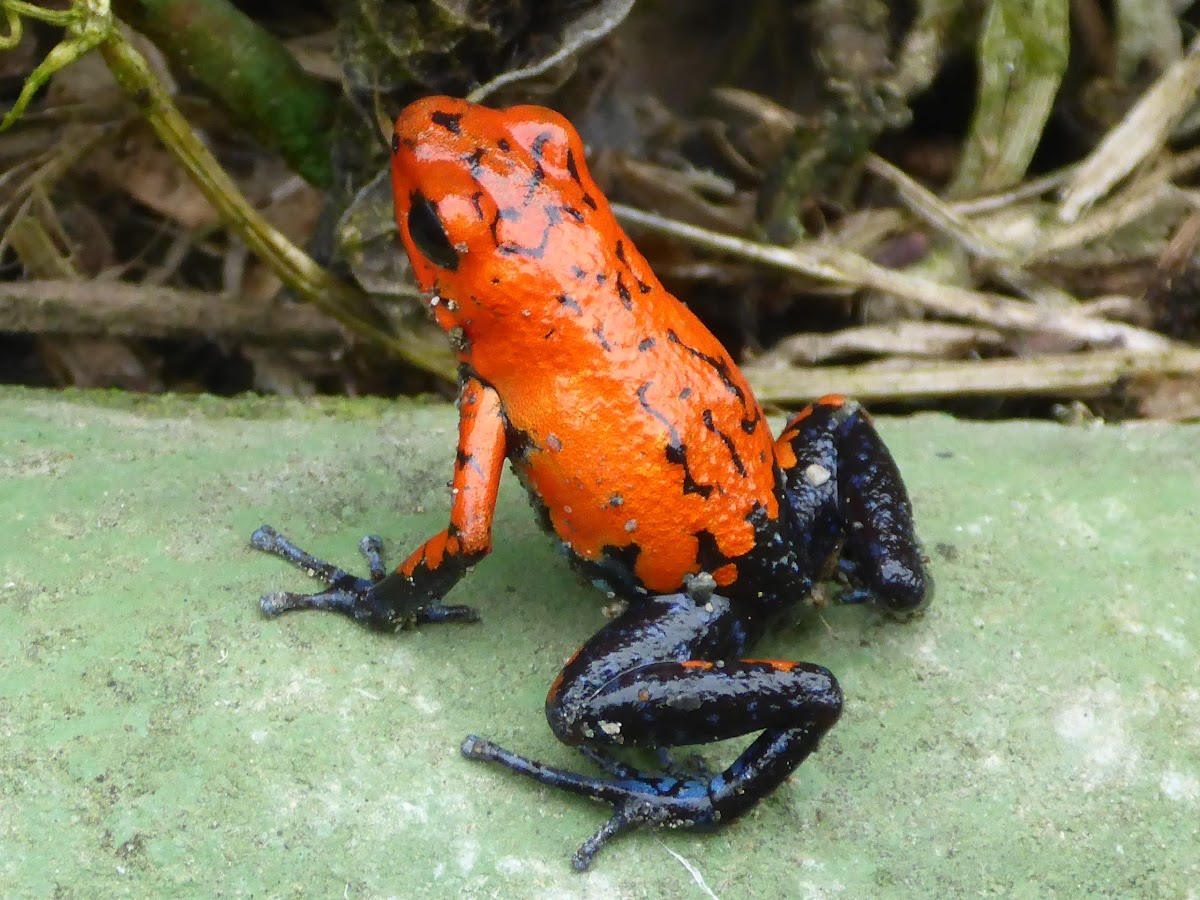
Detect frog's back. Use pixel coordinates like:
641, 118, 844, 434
495, 259, 782, 596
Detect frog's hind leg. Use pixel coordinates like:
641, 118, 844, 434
461, 591, 842, 870
775, 394, 931, 613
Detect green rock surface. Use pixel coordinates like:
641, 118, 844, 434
1, 387, 1197, 897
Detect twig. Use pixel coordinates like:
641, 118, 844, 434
1059, 31, 1200, 222
866, 154, 1076, 308
949, 165, 1076, 216
1039, 180, 1180, 256
763, 320, 1004, 366
0, 278, 347, 346
611, 203, 1174, 351
1034, 145, 1200, 257
742, 347, 1200, 404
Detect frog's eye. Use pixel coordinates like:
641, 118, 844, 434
406, 192, 459, 271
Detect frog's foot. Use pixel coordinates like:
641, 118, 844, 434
463, 736, 722, 870
463, 721, 829, 871
251, 525, 480, 628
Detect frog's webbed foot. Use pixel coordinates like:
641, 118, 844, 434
462, 736, 716, 870
250, 524, 480, 628
464, 716, 833, 870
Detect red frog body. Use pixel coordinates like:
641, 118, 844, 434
253, 96, 930, 870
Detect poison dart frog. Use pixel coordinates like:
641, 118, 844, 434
251, 96, 931, 870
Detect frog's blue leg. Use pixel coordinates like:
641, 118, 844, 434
249, 526, 481, 626
462, 591, 842, 870
775, 395, 932, 614
249, 376, 504, 629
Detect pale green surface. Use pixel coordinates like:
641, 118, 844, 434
0, 387, 1197, 898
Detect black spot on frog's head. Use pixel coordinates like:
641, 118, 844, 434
431, 110, 463, 135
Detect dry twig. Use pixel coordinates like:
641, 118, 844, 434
0, 278, 346, 347
612, 203, 1174, 352
744, 347, 1200, 404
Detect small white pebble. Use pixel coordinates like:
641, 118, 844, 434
804, 463, 831, 487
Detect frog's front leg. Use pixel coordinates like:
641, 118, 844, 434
463, 591, 843, 870
251, 376, 505, 630
776, 395, 932, 613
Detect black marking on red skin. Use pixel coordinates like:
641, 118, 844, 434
545, 328, 557, 340
680, 387, 693, 400
741, 414, 761, 434
431, 110, 462, 134
667, 444, 714, 498
470, 191, 486, 221
464, 147, 486, 176
566, 147, 597, 209
595, 272, 607, 285
504, 420, 537, 463
391, 133, 400, 153
390, 542, 490, 613
497, 137, 511, 152
638, 337, 656, 352
637, 383, 714, 500
613, 242, 653, 293
504, 436, 559, 544
456, 447, 485, 479
703, 409, 747, 476
616, 274, 633, 310
561, 205, 584, 223
592, 323, 612, 351
583, 542, 645, 597
488, 206, 519, 246
558, 293, 583, 314
666, 331, 743, 400
694, 528, 732, 572
524, 163, 547, 204
530, 132, 553, 161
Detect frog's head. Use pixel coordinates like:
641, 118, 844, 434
391, 96, 611, 334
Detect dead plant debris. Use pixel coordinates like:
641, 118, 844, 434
2, 0, 1199, 420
